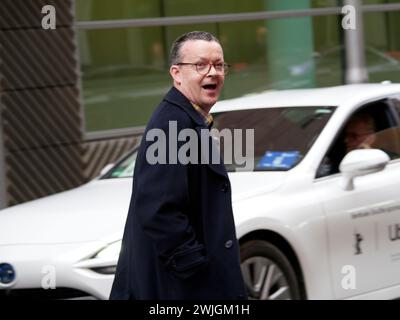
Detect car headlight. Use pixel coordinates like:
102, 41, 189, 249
74, 240, 122, 275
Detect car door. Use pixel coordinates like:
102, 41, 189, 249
314, 98, 400, 299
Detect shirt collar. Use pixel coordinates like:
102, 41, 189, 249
191, 103, 214, 127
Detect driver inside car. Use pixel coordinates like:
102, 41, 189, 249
343, 112, 376, 152
317, 111, 377, 177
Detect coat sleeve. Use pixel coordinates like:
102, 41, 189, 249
134, 111, 208, 280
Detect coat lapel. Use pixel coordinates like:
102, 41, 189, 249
164, 87, 228, 179
163, 87, 206, 128
194, 126, 228, 178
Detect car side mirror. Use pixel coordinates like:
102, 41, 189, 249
100, 163, 114, 176
339, 149, 390, 191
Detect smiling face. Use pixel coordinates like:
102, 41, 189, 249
169, 40, 225, 113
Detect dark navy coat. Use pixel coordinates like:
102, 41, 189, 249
109, 87, 247, 300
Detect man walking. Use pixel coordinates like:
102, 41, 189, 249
110, 31, 247, 300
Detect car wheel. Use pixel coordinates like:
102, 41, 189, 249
240, 240, 302, 300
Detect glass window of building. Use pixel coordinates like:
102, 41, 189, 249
78, 0, 389, 132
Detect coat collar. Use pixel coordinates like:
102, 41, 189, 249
163, 86, 210, 128
163, 87, 227, 178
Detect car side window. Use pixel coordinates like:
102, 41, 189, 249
375, 96, 400, 161
369, 127, 400, 160
316, 99, 399, 178
390, 95, 400, 121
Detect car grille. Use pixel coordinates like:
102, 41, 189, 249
0, 288, 97, 300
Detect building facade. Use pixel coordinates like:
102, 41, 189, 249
0, 0, 400, 208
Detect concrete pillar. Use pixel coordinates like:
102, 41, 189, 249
0, 0, 84, 207
265, 0, 316, 89
343, 0, 369, 83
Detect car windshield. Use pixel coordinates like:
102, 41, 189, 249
212, 106, 335, 172
102, 151, 137, 179
102, 106, 335, 178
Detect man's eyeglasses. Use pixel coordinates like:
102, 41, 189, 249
177, 62, 230, 75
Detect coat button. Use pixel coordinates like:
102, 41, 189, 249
225, 240, 233, 249
221, 182, 229, 192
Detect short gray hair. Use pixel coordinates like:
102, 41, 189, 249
169, 31, 221, 66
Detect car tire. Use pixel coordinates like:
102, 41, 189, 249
240, 240, 303, 300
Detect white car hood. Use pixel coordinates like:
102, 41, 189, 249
0, 172, 286, 246
0, 179, 132, 245
229, 171, 286, 202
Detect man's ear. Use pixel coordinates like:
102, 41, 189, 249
170, 65, 181, 85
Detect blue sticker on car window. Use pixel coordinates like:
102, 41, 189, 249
257, 151, 300, 169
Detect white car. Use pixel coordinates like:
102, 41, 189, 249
1, 83, 400, 300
